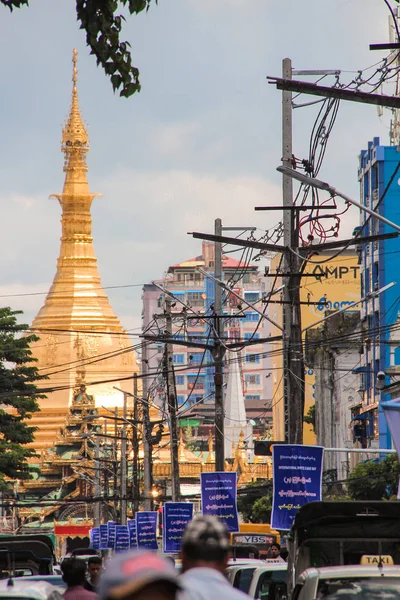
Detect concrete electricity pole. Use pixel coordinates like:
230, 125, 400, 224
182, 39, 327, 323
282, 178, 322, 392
94, 437, 101, 527
141, 342, 153, 510
164, 295, 180, 501
281, 57, 304, 444
214, 217, 225, 471
132, 374, 140, 513
120, 393, 127, 525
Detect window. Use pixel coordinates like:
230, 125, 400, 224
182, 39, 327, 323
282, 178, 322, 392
176, 375, 185, 385
245, 395, 260, 400
245, 374, 261, 385
173, 333, 185, 341
173, 354, 184, 364
187, 376, 205, 390
189, 353, 203, 365
244, 292, 259, 303
244, 333, 259, 341
246, 354, 260, 363
177, 395, 186, 406
187, 292, 202, 301
242, 312, 259, 322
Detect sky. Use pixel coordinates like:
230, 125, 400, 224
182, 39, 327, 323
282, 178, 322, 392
0, 0, 394, 334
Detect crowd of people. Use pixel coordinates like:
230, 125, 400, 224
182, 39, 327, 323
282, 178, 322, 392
60, 516, 276, 600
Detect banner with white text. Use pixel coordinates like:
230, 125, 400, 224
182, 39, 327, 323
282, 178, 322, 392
163, 502, 193, 554
200, 472, 239, 532
271, 444, 323, 531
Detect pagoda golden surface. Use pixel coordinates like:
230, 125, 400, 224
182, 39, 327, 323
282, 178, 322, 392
28, 50, 138, 446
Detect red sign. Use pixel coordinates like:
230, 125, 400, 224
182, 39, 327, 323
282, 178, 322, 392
54, 524, 91, 536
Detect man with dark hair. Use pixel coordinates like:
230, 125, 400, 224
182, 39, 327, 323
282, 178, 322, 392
61, 557, 96, 599
179, 516, 250, 600
267, 543, 285, 562
85, 555, 103, 592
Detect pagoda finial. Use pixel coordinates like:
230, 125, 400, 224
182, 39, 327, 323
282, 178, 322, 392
61, 49, 89, 176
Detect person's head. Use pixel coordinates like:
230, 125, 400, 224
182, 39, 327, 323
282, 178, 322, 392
180, 515, 230, 574
269, 543, 281, 558
98, 550, 180, 600
61, 557, 87, 588
88, 555, 103, 584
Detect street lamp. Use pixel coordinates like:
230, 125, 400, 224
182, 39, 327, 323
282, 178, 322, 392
276, 165, 400, 234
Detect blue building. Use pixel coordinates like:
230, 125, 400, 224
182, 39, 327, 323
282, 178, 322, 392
358, 137, 400, 449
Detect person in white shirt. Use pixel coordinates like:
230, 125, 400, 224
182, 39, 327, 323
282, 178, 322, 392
266, 543, 286, 563
178, 516, 250, 600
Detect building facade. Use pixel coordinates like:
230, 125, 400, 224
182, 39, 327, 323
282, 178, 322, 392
142, 242, 272, 436
271, 250, 360, 444
358, 137, 400, 449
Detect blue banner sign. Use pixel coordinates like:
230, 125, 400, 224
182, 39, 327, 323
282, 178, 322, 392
200, 472, 239, 532
99, 524, 108, 549
136, 511, 158, 550
163, 502, 193, 554
127, 519, 137, 548
115, 525, 130, 552
107, 521, 116, 549
89, 527, 100, 550
271, 444, 324, 531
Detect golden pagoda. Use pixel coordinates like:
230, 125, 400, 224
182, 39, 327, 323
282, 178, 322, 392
29, 50, 139, 449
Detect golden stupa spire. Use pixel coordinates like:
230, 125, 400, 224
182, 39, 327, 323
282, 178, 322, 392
28, 49, 138, 417
60, 49, 91, 197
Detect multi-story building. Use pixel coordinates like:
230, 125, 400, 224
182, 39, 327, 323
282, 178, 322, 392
142, 242, 272, 434
358, 136, 400, 449
270, 250, 360, 445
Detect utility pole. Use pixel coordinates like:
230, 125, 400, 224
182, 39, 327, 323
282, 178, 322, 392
94, 437, 101, 527
164, 295, 180, 501
281, 57, 304, 444
132, 374, 140, 513
214, 217, 225, 470
120, 394, 127, 525
141, 342, 153, 510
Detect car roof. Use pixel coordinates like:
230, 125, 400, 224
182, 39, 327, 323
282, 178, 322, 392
0, 578, 62, 598
300, 565, 400, 580
252, 564, 288, 573
228, 559, 266, 566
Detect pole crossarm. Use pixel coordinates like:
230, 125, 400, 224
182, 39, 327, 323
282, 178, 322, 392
304, 231, 399, 253
141, 334, 214, 351
190, 231, 284, 253
267, 76, 400, 109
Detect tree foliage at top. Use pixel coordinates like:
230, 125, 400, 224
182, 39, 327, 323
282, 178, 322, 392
237, 480, 273, 523
0, 307, 45, 487
1, 0, 156, 98
347, 454, 400, 501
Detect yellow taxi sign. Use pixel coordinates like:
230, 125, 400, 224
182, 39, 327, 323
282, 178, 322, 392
360, 555, 394, 565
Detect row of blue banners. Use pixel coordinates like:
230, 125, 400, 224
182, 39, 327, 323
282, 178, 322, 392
89, 447, 324, 554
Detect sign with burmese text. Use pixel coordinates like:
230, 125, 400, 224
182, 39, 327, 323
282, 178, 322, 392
115, 525, 130, 552
271, 444, 324, 531
127, 519, 138, 548
136, 511, 158, 550
163, 502, 193, 554
200, 472, 239, 532
107, 521, 116, 549
89, 527, 100, 550
99, 524, 108, 549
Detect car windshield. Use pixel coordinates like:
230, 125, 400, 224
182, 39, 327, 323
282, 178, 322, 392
233, 568, 256, 593
317, 578, 400, 600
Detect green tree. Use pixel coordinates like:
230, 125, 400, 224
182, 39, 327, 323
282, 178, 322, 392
237, 480, 273, 523
0, 308, 45, 488
347, 454, 400, 501
304, 404, 316, 433
251, 495, 272, 524
1, 0, 156, 98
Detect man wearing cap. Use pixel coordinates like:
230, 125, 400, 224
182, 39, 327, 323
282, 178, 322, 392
98, 549, 181, 600
179, 516, 250, 600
